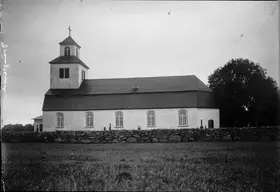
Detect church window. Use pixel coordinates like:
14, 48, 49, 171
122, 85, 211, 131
59, 68, 69, 78
147, 110, 156, 127
59, 69, 63, 78
178, 109, 188, 126
56, 112, 64, 128
76, 48, 79, 57
85, 112, 93, 127
64, 46, 70, 56
82, 70, 85, 80
115, 111, 123, 127
65, 68, 69, 78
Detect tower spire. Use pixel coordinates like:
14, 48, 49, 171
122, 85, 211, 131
68, 25, 71, 36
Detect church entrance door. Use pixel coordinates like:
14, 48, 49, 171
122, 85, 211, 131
208, 120, 214, 128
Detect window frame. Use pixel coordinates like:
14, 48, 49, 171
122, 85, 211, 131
76, 48, 79, 57
59, 68, 70, 79
178, 109, 188, 127
85, 111, 94, 127
147, 110, 156, 127
64, 46, 70, 56
56, 112, 64, 128
81, 70, 85, 80
115, 111, 124, 128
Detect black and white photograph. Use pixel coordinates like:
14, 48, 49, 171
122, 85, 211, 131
1, 0, 280, 191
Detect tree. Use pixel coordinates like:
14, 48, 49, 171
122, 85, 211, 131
208, 58, 279, 127
2, 123, 34, 132
24, 124, 34, 132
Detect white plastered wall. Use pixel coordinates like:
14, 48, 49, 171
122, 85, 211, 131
78, 64, 88, 85
50, 63, 81, 89
42, 108, 220, 132
197, 108, 220, 128
33, 119, 43, 132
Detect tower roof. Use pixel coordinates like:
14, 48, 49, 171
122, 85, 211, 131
49, 56, 89, 69
59, 36, 81, 48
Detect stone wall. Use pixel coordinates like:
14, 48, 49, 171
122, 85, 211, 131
1, 127, 280, 143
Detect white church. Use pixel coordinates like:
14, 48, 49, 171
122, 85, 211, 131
34, 29, 220, 132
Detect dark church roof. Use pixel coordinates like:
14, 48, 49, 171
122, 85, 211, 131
46, 75, 211, 95
59, 36, 81, 48
43, 75, 217, 111
49, 56, 89, 69
43, 92, 215, 111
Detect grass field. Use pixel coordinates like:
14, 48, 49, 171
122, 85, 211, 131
2, 142, 280, 191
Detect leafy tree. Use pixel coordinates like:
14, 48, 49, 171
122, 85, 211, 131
208, 58, 279, 127
24, 124, 35, 132
2, 123, 34, 132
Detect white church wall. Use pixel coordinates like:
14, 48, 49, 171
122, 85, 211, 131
70, 45, 76, 56
76, 47, 80, 58
34, 119, 43, 132
42, 108, 220, 132
50, 63, 80, 89
197, 108, 220, 128
78, 64, 88, 85
43, 112, 56, 132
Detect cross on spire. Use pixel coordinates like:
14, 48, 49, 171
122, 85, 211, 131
68, 25, 71, 36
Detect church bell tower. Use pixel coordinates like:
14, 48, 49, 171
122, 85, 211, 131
49, 26, 89, 89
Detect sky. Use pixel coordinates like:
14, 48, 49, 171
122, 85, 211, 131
1, 0, 279, 126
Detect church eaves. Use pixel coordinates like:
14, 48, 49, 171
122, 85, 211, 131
32, 115, 43, 120
49, 56, 89, 69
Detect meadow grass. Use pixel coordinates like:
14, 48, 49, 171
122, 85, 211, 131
2, 142, 280, 191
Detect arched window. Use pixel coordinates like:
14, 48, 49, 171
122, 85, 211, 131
76, 48, 79, 57
178, 110, 188, 126
56, 112, 64, 127
115, 111, 123, 127
64, 46, 70, 56
86, 112, 93, 127
147, 110, 155, 127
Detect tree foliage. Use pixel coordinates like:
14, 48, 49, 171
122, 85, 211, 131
2, 123, 34, 132
208, 58, 279, 127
